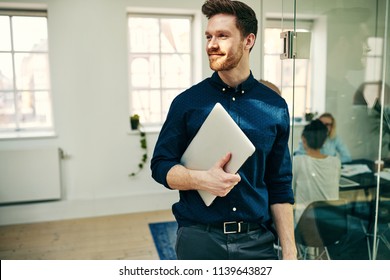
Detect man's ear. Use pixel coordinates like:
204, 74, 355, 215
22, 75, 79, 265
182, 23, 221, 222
244, 33, 256, 50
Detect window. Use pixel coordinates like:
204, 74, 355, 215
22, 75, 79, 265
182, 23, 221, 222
127, 13, 193, 125
364, 37, 383, 82
0, 9, 53, 137
263, 19, 312, 119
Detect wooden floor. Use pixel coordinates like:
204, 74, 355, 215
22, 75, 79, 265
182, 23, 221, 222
0, 209, 175, 260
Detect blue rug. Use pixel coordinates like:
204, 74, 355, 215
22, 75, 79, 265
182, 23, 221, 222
149, 221, 178, 260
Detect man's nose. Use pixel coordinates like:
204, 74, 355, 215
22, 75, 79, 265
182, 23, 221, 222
207, 37, 218, 50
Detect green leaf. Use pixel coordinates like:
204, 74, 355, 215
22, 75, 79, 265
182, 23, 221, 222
129, 129, 148, 177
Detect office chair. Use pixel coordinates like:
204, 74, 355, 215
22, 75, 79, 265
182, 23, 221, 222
351, 184, 390, 259
375, 200, 390, 253
368, 187, 390, 259
294, 199, 348, 260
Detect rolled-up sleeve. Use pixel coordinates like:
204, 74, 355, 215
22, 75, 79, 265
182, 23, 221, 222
266, 108, 294, 205
150, 100, 187, 189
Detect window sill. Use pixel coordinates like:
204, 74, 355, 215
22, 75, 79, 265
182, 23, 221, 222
0, 131, 57, 140
291, 120, 308, 127
127, 124, 162, 135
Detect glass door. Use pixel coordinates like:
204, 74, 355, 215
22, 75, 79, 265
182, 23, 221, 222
263, 0, 390, 260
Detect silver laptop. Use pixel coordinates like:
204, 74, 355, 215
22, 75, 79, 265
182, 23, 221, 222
180, 103, 256, 206
339, 176, 360, 188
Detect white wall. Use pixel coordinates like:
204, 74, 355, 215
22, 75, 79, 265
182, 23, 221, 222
0, 0, 262, 225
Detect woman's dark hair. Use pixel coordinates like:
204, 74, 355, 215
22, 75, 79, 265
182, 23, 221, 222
302, 119, 328, 149
202, 0, 258, 39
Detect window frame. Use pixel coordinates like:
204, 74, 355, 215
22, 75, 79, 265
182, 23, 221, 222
0, 7, 55, 139
127, 8, 201, 129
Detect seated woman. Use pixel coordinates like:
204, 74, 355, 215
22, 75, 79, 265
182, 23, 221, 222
293, 119, 341, 224
294, 112, 352, 163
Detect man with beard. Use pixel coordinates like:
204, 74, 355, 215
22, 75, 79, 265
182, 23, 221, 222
151, 0, 297, 260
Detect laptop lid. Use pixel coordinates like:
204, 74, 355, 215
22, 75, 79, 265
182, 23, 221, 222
339, 176, 360, 188
180, 103, 256, 206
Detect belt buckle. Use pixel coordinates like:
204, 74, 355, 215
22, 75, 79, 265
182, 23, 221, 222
223, 221, 242, 234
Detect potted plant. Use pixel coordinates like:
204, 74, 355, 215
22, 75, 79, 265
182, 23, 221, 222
130, 114, 140, 130
129, 116, 148, 177
372, 102, 390, 150
305, 111, 318, 122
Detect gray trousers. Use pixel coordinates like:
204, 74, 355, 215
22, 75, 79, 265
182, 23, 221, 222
175, 224, 278, 260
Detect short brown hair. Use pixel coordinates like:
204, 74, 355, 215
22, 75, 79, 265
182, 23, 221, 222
202, 0, 258, 39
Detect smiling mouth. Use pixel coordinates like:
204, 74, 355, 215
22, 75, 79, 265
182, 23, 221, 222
208, 53, 224, 58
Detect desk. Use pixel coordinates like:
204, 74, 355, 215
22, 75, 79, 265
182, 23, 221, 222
341, 158, 390, 215
339, 159, 390, 210
340, 159, 390, 192
340, 160, 379, 211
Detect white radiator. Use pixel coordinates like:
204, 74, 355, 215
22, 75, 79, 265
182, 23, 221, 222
0, 148, 62, 204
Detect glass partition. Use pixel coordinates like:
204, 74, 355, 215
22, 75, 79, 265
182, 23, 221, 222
263, 0, 390, 259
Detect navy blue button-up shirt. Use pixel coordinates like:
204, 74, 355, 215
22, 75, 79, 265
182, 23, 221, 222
151, 71, 294, 227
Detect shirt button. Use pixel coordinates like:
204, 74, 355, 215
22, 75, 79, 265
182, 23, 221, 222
241, 90, 245, 94
222, 88, 226, 92
232, 207, 237, 212
232, 97, 235, 101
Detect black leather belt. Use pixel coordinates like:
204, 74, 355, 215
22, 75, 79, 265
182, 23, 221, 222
202, 221, 262, 234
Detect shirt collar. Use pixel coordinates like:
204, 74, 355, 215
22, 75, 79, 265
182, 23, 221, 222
209, 71, 257, 95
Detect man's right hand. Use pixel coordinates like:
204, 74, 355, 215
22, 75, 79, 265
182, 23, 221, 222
200, 152, 241, 197
166, 152, 241, 197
